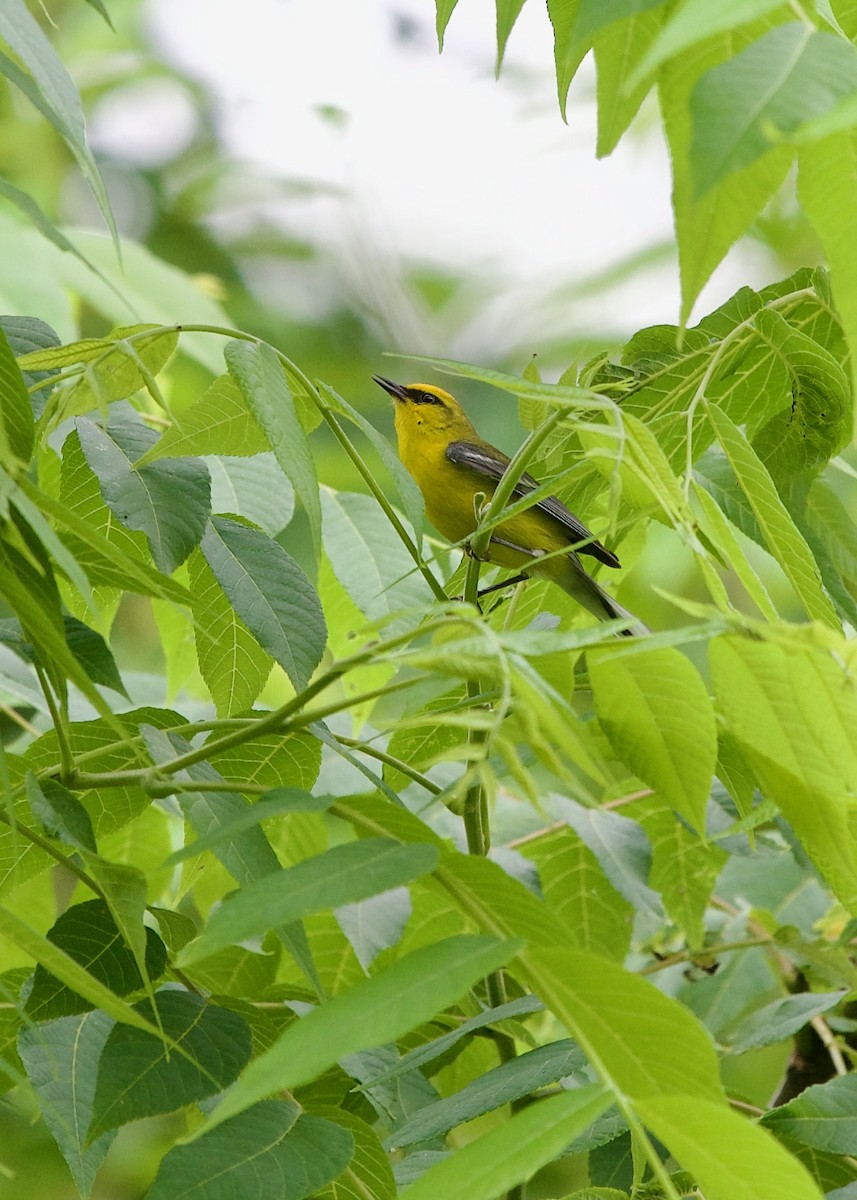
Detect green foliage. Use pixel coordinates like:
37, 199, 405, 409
4, 4, 857, 1200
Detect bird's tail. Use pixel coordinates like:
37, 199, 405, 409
535, 553, 649, 637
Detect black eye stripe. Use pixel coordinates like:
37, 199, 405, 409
407, 389, 445, 406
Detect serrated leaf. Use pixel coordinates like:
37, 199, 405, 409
18, 1011, 116, 1199
200, 515, 326, 691
24, 898, 167, 1021
188, 545, 272, 716
0, 324, 34, 462
76, 418, 210, 574
435, 0, 460, 49
637, 798, 726, 947
180, 839, 439, 965
146, 1103, 354, 1200
204, 935, 520, 1129
386, 1040, 586, 1148
63, 615, 127, 696
589, 644, 716, 832
313, 1108, 396, 1200
399, 1086, 611, 1200
724, 990, 845, 1054
135, 375, 267, 464
90, 991, 252, 1137
799, 129, 857, 401
711, 635, 857, 911
25, 773, 96, 853
707, 403, 839, 627
0, 0, 117, 245
224, 340, 321, 551
690, 25, 857, 196
762, 1074, 857, 1154
321, 488, 431, 627
638, 1095, 824, 1200
163, 789, 334, 867
206, 453, 294, 535
629, 0, 785, 88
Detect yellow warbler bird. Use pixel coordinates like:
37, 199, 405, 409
374, 377, 645, 635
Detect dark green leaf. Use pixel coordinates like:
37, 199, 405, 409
63, 616, 127, 697
725, 991, 845, 1054
76, 418, 210, 574
200, 515, 326, 692
25, 773, 96, 853
762, 1074, 857, 1154
24, 899, 167, 1020
0, 324, 34, 462
224, 340, 321, 551
18, 1011, 116, 1198
90, 991, 252, 1137
385, 1040, 586, 1148
146, 1103, 354, 1200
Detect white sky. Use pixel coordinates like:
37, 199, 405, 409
91, 0, 777, 361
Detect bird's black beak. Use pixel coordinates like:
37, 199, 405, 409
373, 375, 409, 402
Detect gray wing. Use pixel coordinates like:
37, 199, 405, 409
445, 439, 620, 569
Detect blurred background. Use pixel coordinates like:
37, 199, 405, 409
0, 4, 827, 1194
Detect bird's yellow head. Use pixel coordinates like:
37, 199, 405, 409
373, 376, 476, 445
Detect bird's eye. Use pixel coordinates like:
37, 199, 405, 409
409, 389, 444, 406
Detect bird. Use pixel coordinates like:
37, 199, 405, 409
373, 376, 645, 635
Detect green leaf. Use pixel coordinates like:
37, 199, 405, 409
638, 1095, 824, 1200
707, 404, 839, 627
762, 1074, 857, 1154
90, 991, 252, 1137
18, 1012, 116, 1199
399, 1086, 612, 1200
496, 0, 527, 71
224, 340, 321, 552
724, 990, 845, 1054
317, 382, 425, 540
135, 375, 267, 465
63, 616, 127, 697
435, 0, 460, 50
44, 326, 179, 429
204, 935, 521, 1128
799, 129, 857, 400
660, 19, 792, 321
312, 1108, 396, 1200
749, 309, 851, 482
523, 828, 632, 960
357, 996, 544, 1089
188, 545, 272, 716
0, 0, 116, 246
200, 515, 326, 692
589, 645, 716, 832
629, 0, 786, 88
636, 798, 726, 947
386, 1040, 586, 1148
593, 7, 665, 156
321, 489, 431, 627
206, 453, 295, 536
76, 418, 210, 574
180, 840, 439, 965
691, 480, 778, 621
710, 635, 857, 911
25, 773, 96, 854
0, 324, 34, 462
575, 0, 666, 43
547, 0, 589, 119
0, 178, 117, 309
82, 856, 151, 1000
147, 1102, 354, 1200
0, 905, 157, 1033
690, 25, 857, 197
550, 795, 662, 921
522, 948, 722, 1101
24, 898, 167, 1021
163, 789, 335, 867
